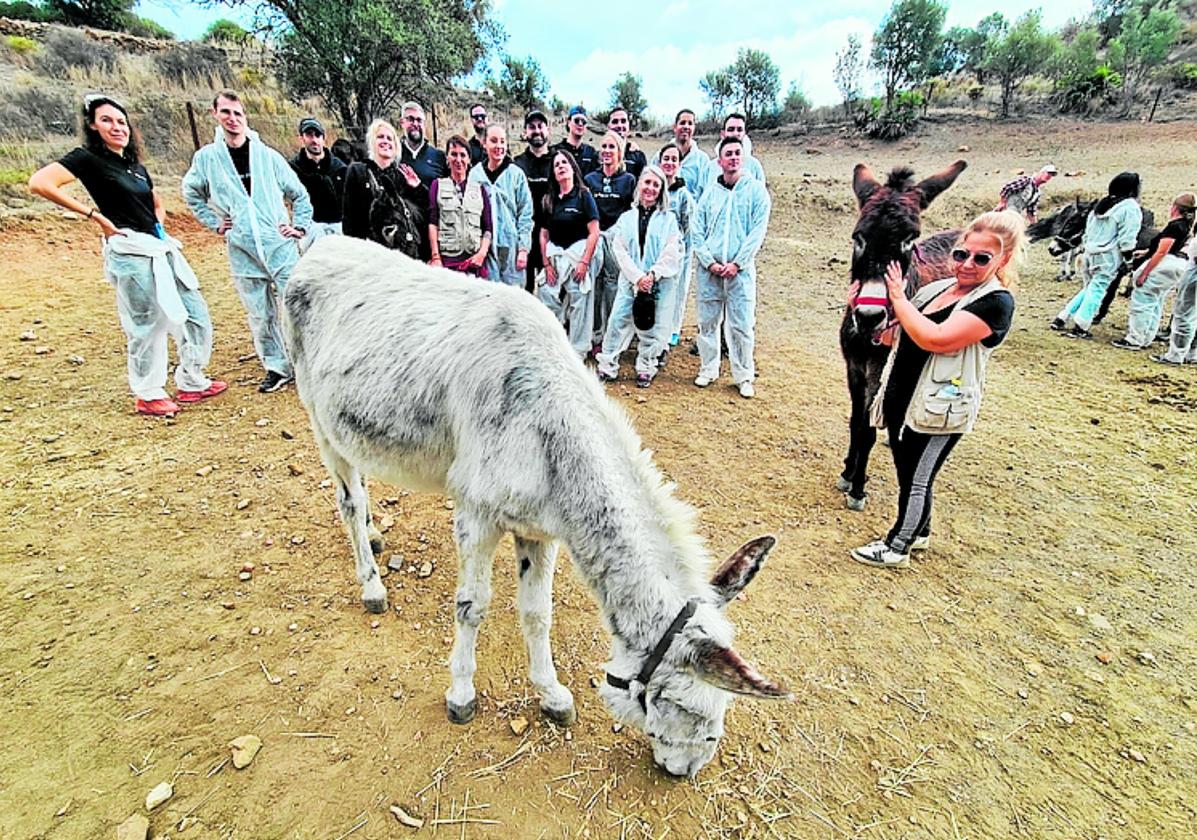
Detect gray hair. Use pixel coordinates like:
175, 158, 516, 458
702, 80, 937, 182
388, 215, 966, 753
401, 101, 425, 117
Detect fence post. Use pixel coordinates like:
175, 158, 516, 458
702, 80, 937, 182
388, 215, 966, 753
185, 101, 201, 151
1148, 87, 1163, 123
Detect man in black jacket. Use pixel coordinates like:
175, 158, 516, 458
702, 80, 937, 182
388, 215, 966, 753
514, 109, 553, 291
289, 117, 347, 251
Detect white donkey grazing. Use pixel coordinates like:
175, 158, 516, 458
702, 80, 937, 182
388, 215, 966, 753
282, 236, 790, 777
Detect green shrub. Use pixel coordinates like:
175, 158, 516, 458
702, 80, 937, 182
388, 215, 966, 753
152, 43, 231, 85
122, 14, 175, 40
1167, 62, 1197, 90
853, 93, 922, 140
35, 29, 117, 77
236, 65, 265, 88
0, 1, 54, 22
4, 35, 39, 55
1056, 65, 1121, 114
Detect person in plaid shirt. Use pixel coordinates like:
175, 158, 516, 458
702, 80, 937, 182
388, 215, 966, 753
996, 164, 1057, 222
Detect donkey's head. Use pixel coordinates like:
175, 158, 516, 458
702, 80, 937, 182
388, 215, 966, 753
599, 536, 790, 778
1045, 199, 1092, 257
849, 160, 967, 325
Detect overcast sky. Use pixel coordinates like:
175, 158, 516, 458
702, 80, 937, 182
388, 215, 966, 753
137, 0, 1095, 119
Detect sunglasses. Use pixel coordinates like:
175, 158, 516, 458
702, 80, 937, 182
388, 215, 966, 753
571, 116, 587, 124
951, 248, 995, 266
471, 113, 487, 120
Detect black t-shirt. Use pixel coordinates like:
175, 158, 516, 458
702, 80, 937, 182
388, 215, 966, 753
514, 149, 553, 226
1151, 217, 1192, 257
59, 146, 158, 236
884, 288, 1015, 421
624, 144, 648, 180
584, 170, 636, 231
546, 186, 599, 249
553, 139, 598, 176
228, 139, 252, 195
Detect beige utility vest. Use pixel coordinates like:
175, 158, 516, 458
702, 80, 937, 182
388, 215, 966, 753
435, 177, 485, 256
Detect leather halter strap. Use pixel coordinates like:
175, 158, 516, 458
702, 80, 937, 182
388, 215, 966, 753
606, 599, 699, 710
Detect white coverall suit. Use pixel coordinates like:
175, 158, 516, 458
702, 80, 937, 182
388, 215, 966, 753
691, 174, 771, 386
181, 127, 313, 377
467, 161, 533, 287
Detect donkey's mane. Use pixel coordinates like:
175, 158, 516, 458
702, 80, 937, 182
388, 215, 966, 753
886, 167, 916, 191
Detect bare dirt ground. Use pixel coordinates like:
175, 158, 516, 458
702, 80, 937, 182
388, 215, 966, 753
2, 118, 1196, 840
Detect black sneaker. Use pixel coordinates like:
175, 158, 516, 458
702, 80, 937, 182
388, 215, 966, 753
1061, 326, 1092, 340
259, 371, 293, 393
1110, 338, 1143, 350
1049, 317, 1066, 331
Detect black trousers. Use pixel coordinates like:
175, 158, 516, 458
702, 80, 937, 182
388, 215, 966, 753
885, 420, 961, 553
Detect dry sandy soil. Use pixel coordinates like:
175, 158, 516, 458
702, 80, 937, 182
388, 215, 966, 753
2, 118, 1195, 840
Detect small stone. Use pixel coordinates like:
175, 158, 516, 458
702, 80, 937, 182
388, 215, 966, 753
116, 814, 149, 840
869, 759, 882, 771
1089, 614, 1113, 632
390, 804, 424, 828
54, 802, 68, 817
957, 145, 970, 152
288, 622, 298, 632
444, 499, 454, 510
250, 626, 261, 636
758, 742, 771, 753
392, 689, 402, 700
387, 554, 405, 571
1074, 605, 1086, 617
320, 479, 332, 489
241, 562, 255, 574
235, 499, 250, 511
1096, 651, 1113, 664
5, 372, 22, 381
589, 676, 600, 688
280, 428, 295, 440
291, 535, 305, 546
885, 603, 897, 611
34, 345, 52, 355
510, 715, 529, 736
229, 734, 262, 769
221, 601, 235, 610
370, 620, 380, 629
68, 354, 84, 365
1025, 662, 1044, 677
1137, 651, 1157, 666
145, 780, 173, 810
22, 591, 34, 600
1059, 711, 1075, 726
19, 330, 36, 341
195, 465, 214, 477
238, 571, 252, 582
254, 418, 270, 427
379, 515, 395, 532
1128, 748, 1146, 763
287, 463, 304, 476
612, 723, 623, 733
417, 561, 433, 578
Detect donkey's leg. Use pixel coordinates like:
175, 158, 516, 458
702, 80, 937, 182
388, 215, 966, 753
363, 477, 384, 556
445, 506, 500, 724
514, 536, 575, 725
844, 369, 876, 511
311, 424, 387, 613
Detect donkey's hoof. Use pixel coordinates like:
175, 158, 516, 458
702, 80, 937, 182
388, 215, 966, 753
446, 699, 476, 725
835, 475, 851, 493
542, 703, 577, 726
846, 495, 866, 512
363, 596, 388, 614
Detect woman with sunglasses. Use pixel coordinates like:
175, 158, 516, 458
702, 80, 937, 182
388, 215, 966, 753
851, 211, 1022, 569
28, 95, 225, 417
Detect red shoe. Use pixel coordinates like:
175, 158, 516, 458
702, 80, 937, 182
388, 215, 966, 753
136, 398, 180, 417
176, 380, 228, 404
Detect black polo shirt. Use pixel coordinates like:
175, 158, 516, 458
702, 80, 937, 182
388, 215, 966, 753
553, 139, 599, 176
546, 186, 599, 249
59, 146, 158, 236
583, 170, 636, 231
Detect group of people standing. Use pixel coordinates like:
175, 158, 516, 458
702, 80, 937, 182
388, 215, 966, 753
29, 91, 774, 417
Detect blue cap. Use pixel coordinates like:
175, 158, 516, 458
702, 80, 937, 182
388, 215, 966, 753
568, 105, 587, 119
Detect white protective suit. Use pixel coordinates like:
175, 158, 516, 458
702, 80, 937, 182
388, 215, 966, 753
103, 230, 213, 400
181, 127, 313, 375
538, 238, 596, 357
468, 161, 533, 287
1055, 198, 1142, 332
1124, 253, 1189, 346
1161, 249, 1197, 363
596, 206, 682, 380
691, 173, 771, 386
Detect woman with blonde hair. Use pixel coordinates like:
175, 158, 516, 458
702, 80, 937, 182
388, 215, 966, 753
584, 131, 637, 351
595, 164, 682, 387
851, 210, 1021, 569
342, 118, 427, 256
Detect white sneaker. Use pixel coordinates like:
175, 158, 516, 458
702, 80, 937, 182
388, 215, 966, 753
694, 374, 714, 388
910, 534, 930, 551
738, 381, 755, 399
850, 540, 910, 569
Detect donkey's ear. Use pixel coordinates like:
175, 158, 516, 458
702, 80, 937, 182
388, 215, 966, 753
709, 535, 775, 608
853, 163, 881, 207
691, 641, 791, 699
915, 159, 967, 209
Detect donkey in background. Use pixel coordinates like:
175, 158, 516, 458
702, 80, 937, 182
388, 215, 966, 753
837, 161, 967, 510
282, 236, 789, 778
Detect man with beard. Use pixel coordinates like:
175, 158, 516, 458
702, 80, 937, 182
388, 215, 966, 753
655, 108, 712, 205
398, 101, 448, 188
514, 109, 553, 290
554, 105, 598, 176
607, 106, 647, 179
289, 116, 346, 252
467, 103, 488, 166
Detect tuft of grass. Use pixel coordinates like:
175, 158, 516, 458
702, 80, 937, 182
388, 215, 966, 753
5, 35, 39, 55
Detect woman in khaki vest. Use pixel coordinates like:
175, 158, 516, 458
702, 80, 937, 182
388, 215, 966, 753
429, 135, 493, 277
851, 211, 1023, 570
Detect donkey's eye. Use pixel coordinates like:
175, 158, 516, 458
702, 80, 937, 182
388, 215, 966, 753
900, 237, 916, 253
851, 233, 866, 255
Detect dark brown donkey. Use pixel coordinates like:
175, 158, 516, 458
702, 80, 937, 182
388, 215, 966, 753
837, 161, 967, 510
